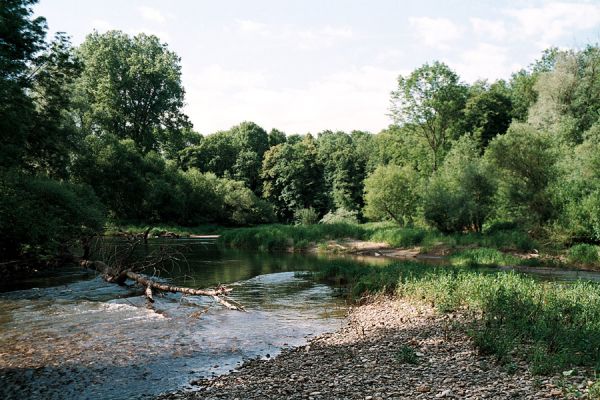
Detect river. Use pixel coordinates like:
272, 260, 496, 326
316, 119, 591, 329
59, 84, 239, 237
0, 241, 363, 400
1, 240, 600, 400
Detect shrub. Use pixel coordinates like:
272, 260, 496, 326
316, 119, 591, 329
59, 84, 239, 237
0, 170, 105, 260
568, 243, 599, 265
363, 164, 421, 226
294, 207, 319, 225
320, 208, 359, 225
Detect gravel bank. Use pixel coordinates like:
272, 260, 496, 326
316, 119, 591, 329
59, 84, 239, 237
158, 298, 590, 399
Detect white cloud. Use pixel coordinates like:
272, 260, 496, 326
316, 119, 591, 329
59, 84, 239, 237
408, 17, 464, 50
139, 6, 167, 24
451, 42, 522, 82
504, 2, 600, 48
236, 19, 270, 35
127, 27, 171, 42
91, 19, 114, 33
183, 65, 400, 134
470, 17, 507, 41
232, 20, 354, 50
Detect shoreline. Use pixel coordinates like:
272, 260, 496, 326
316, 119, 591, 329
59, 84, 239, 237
157, 297, 591, 399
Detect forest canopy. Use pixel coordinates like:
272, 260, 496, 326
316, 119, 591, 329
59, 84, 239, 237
3, 0, 600, 260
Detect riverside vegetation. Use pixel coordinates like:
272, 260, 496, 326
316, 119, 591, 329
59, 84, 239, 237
6, 0, 600, 392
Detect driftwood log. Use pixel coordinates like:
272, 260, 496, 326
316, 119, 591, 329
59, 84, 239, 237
77, 239, 244, 311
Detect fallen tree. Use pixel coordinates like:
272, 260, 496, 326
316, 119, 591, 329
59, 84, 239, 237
77, 235, 245, 311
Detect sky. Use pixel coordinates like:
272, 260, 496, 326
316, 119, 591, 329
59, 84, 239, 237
34, 0, 600, 135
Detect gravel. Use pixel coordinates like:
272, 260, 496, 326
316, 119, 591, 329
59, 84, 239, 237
157, 298, 593, 399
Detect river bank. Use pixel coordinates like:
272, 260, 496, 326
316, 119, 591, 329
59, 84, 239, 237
109, 223, 600, 271
158, 297, 593, 399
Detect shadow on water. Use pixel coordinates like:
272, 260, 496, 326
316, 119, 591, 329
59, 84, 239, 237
2, 239, 600, 399
0, 243, 355, 400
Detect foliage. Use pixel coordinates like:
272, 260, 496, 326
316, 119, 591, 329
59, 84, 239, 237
485, 123, 558, 226
294, 207, 319, 225
262, 135, 326, 221
390, 61, 468, 171
320, 208, 359, 225
218, 223, 368, 251
424, 136, 495, 233
363, 164, 421, 226
0, 170, 105, 260
317, 261, 600, 374
395, 345, 419, 364
76, 30, 189, 153
463, 80, 513, 149
567, 244, 600, 266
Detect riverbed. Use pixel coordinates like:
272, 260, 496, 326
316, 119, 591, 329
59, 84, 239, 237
0, 244, 354, 400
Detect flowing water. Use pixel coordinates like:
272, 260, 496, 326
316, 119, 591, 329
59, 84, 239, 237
0, 242, 367, 400
2, 240, 600, 400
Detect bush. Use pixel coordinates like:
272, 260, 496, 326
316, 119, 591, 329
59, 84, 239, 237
294, 207, 319, 225
424, 138, 495, 233
320, 208, 359, 225
0, 170, 105, 260
363, 164, 421, 226
568, 243, 599, 265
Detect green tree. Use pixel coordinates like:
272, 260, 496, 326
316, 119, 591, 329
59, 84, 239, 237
509, 47, 559, 122
463, 80, 513, 150
262, 135, 326, 221
423, 136, 495, 233
0, 0, 47, 168
363, 164, 420, 226
485, 123, 558, 226
316, 130, 369, 214
76, 31, 189, 153
230, 121, 269, 193
390, 61, 468, 171
26, 33, 82, 177
0, 170, 105, 260
268, 128, 287, 147
180, 130, 238, 176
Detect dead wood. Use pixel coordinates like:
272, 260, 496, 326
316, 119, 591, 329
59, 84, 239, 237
74, 239, 245, 311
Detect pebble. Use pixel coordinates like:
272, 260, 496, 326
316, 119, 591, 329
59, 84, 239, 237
156, 298, 593, 400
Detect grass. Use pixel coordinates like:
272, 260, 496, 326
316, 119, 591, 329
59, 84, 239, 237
568, 244, 600, 266
217, 223, 369, 251
315, 260, 600, 375
104, 223, 221, 237
395, 345, 419, 364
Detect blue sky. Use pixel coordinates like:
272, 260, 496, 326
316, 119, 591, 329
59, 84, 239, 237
35, 0, 600, 135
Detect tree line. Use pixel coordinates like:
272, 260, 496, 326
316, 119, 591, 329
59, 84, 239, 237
2, 0, 600, 261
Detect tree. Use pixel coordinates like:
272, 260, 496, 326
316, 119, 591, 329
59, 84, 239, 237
26, 33, 83, 177
463, 80, 513, 150
509, 47, 559, 122
0, 0, 47, 168
76, 31, 189, 153
484, 123, 558, 226
268, 128, 287, 147
363, 164, 420, 226
262, 135, 326, 221
316, 131, 368, 214
230, 121, 269, 194
423, 136, 495, 233
390, 61, 468, 171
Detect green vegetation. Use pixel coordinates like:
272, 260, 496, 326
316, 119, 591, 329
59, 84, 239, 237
316, 261, 600, 374
395, 345, 419, 365
3, 0, 600, 274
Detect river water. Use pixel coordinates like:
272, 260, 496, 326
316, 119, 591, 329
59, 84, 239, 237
0, 242, 364, 400
2, 240, 600, 400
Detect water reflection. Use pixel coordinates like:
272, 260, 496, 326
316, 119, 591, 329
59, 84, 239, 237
0, 245, 351, 400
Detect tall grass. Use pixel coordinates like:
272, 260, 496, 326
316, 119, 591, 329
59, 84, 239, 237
218, 223, 368, 251
316, 261, 600, 374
